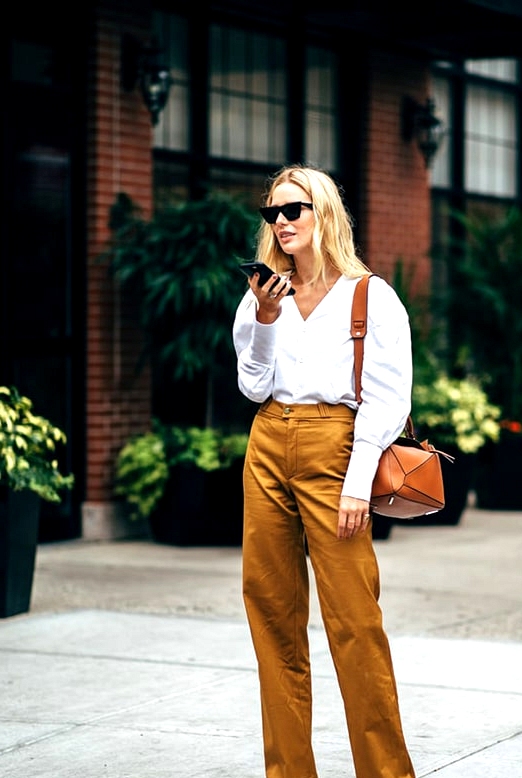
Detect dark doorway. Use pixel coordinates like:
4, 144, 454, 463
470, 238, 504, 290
1, 12, 87, 540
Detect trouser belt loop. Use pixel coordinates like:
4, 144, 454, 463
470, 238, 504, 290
318, 403, 331, 418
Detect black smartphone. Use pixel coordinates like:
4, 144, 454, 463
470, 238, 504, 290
239, 261, 296, 295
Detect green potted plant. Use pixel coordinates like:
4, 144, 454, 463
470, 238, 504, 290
102, 191, 258, 544
0, 386, 74, 617
412, 374, 502, 455
114, 422, 249, 545
410, 372, 501, 524
445, 206, 522, 509
390, 257, 501, 525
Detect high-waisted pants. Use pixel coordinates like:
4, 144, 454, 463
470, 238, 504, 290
242, 399, 416, 778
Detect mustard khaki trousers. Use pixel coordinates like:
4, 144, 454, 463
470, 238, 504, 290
242, 399, 416, 778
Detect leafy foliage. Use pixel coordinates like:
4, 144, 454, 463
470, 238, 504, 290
389, 258, 502, 453
412, 375, 501, 453
160, 425, 249, 471
113, 432, 169, 522
0, 386, 74, 502
390, 257, 435, 379
114, 422, 249, 520
447, 207, 522, 421
103, 192, 258, 387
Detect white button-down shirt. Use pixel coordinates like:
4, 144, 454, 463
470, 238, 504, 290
232, 274, 412, 501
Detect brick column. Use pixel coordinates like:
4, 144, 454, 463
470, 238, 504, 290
361, 50, 432, 294
83, 1, 154, 539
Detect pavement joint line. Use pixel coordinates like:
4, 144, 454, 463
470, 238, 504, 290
0, 645, 258, 673
0, 723, 81, 757
417, 729, 522, 777
420, 613, 522, 635
397, 678, 522, 695
0, 669, 253, 760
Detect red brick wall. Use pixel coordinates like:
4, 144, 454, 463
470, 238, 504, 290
84, 1, 153, 509
361, 50, 432, 296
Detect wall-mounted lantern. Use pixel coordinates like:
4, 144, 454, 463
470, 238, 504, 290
402, 96, 445, 168
121, 34, 173, 126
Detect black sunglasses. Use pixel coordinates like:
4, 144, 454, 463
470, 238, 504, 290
259, 201, 313, 224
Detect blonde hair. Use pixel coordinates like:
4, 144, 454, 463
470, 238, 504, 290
255, 165, 370, 283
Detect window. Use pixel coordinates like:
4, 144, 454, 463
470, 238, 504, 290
430, 58, 521, 382
152, 12, 190, 151
305, 46, 338, 169
465, 58, 518, 83
431, 58, 520, 200
153, 13, 340, 174
210, 26, 286, 162
465, 86, 517, 197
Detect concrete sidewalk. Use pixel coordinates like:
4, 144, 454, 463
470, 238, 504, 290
0, 508, 521, 777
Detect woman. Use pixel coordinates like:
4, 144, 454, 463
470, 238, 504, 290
233, 165, 416, 778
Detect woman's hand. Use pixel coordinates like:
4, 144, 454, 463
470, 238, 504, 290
338, 495, 371, 539
249, 273, 293, 323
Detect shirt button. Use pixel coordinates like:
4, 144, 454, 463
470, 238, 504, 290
283, 407, 291, 415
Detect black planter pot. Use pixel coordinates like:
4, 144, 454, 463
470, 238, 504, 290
0, 489, 41, 618
405, 446, 474, 526
371, 514, 394, 540
474, 433, 522, 510
148, 459, 244, 546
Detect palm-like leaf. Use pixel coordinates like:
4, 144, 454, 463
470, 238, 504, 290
103, 193, 258, 425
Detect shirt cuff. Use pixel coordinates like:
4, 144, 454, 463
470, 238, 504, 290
250, 318, 278, 364
341, 440, 383, 501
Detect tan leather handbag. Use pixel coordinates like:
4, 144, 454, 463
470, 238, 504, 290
352, 274, 454, 519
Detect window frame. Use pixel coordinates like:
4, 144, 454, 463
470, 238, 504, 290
430, 58, 522, 206
151, 11, 343, 202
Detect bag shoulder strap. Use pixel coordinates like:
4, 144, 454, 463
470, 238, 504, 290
351, 274, 373, 405
352, 273, 417, 439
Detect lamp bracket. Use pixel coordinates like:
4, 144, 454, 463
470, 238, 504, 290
121, 34, 173, 126
401, 95, 445, 168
